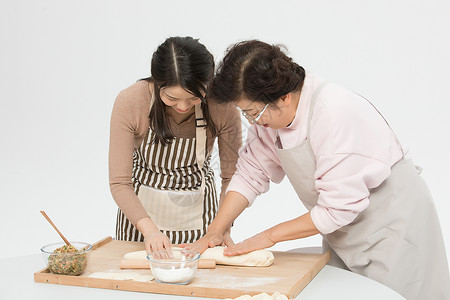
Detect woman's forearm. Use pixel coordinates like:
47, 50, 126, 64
136, 217, 160, 237
265, 212, 320, 243
208, 191, 249, 232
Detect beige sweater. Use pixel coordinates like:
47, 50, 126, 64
109, 80, 242, 225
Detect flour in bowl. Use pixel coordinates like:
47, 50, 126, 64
152, 266, 196, 283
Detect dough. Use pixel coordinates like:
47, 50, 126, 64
88, 272, 154, 282
123, 250, 149, 260
200, 247, 274, 267
227, 292, 288, 300
124, 246, 274, 267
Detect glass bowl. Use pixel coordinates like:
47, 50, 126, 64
147, 249, 200, 284
40, 241, 92, 276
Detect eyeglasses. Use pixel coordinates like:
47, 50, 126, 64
235, 103, 269, 124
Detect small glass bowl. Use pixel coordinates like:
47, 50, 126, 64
40, 241, 92, 276
147, 249, 200, 284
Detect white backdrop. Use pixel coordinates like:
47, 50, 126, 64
0, 0, 449, 261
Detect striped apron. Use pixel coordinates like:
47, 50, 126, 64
116, 106, 218, 245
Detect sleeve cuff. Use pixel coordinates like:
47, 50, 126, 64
225, 179, 258, 207
310, 205, 341, 234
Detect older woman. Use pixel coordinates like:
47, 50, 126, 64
188, 40, 450, 300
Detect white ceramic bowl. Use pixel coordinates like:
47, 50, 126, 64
147, 249, 200, 284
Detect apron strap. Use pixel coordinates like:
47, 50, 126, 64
353, 92, 405, 158
195, 104, 207, 195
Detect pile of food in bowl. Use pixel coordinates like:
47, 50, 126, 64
147, 249, 200, 284
41, 242, 92, 275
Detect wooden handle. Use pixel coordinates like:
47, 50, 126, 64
198, 259, 216, 269
91, 236, 113, 250
120, 259, 216, 269
40, 210, 71, 246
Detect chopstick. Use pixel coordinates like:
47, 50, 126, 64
40, 210, 72, 246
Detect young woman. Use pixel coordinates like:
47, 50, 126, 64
109, 37, 241, 254
188, 40, 450, 299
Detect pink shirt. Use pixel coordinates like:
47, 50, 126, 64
226, 75, 404, 234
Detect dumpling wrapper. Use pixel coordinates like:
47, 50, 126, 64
226, 292, 288, 300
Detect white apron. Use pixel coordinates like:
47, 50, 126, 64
274, 83, 450, 299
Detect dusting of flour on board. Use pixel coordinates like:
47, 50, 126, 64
197, 273, 283, 288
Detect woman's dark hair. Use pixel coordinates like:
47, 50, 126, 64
211, 40, 306, 105
142, 36, 216, 145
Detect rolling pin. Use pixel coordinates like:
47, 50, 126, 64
120, 259, 216, 269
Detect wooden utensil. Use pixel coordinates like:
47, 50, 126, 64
40, 210, 71, 246
120, 258, 216, 269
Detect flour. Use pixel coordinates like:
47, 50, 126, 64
198, 273, 283, 288
151, 266, 196, 283
88, 271, 154, 282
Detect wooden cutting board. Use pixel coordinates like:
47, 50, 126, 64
34, 236, 330, 299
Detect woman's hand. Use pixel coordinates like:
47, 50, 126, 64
182, 191, 249, 253
181, 228, 233, 253
136, 217, 171, 253
223, 230, 275, 256
183, 230, 225, 254
222, 227, 235, 248
144, 231, 171, 253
